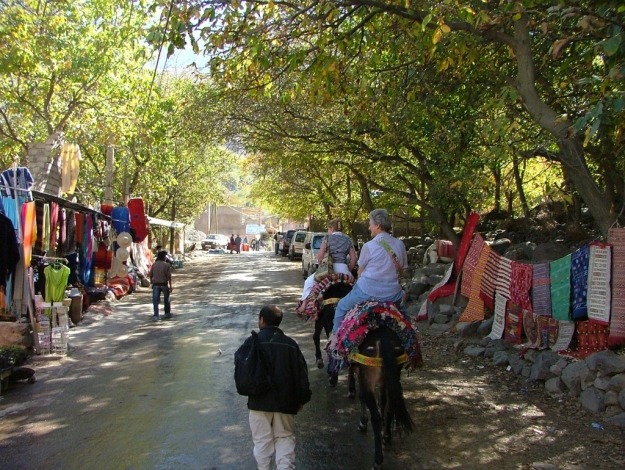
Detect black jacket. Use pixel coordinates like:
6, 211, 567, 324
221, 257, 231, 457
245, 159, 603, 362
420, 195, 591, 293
246, 326, 311, 414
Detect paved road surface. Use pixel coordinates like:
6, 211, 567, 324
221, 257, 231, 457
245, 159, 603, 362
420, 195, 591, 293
0, 251, 406, 469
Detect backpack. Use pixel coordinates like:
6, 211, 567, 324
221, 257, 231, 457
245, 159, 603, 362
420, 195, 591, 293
234, 331, 273, 396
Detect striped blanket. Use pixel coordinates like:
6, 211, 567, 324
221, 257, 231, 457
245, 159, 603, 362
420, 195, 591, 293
531, 263, 551, 316
571, 244, 589, 320
586, 243, 611, 324
608, 228, 625, 346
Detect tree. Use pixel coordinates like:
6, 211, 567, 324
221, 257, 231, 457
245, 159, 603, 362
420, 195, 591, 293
154, 0, 625, 233
0, 0, 148, 164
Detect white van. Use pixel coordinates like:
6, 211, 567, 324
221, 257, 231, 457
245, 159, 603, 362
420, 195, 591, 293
300, 232, 326, 277
288, 230, 309, 261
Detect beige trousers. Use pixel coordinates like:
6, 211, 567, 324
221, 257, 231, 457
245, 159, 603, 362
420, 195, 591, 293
249, 410, 296, 470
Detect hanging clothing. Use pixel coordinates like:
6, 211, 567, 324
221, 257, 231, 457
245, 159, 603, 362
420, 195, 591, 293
0, 213, 20, 288
0, 166, 34, 201
127, 197, 148, 242
49, 202, 59, 254
63, 209, 76, 254
60, 143, 81, 195
43, 263, 70, 302
20, 201, 36, 266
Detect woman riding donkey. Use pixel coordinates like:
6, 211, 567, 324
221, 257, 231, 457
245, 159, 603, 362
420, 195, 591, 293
296, 218, 358, 315
331, 209, 408, 335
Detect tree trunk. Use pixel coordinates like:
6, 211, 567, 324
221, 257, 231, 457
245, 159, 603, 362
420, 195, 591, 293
512, 16, 614, 233
512, 154, 530, 218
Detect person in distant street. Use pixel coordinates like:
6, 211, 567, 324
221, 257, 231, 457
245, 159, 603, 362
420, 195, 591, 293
251, 238, 257, 251
235, 234, 242, 254
274, 233, 281, 255
230, 234, 236, 254
148, 250, 173, 321
237, 305, 311, 470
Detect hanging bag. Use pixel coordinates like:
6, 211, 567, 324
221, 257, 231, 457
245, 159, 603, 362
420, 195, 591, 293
314, 236, 334, 281
234, 331, 273, 396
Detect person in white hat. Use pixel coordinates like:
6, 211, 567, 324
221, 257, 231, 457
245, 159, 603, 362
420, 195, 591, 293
147, 250, 173, 321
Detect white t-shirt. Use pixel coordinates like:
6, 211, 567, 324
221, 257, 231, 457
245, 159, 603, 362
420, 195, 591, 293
356, 232, 407, 298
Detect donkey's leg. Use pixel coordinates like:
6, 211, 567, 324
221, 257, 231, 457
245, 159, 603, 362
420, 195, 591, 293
313, 318, 324, 368
347, 363, 357, 399
363, 387, 384, 468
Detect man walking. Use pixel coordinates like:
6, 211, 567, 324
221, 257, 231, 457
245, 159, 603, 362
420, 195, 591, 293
147, 250, 173, 321
239, 305, 311, 469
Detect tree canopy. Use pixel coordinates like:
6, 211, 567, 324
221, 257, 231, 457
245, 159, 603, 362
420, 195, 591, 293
151, 0, 625, 235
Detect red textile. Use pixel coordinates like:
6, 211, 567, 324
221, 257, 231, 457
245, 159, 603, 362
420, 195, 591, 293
510, 261, 533, 311
427, 282, 456, 302
453, 212, 480, 277
49, 202, 59, 252
436, 239, 455, 260
94, 242, 112, 269
127, 197, 148, 243
100, 204, 113, 216
75, 212, 84, 244
564, 320, 609, 359
108, 276, 130, 299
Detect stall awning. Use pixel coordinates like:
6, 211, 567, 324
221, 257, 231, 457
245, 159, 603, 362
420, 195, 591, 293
147, 216, 186, 229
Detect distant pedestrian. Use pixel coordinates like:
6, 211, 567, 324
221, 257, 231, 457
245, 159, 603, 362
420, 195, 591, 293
230, 234, 236, 254
235, 234, 242, 254
237, 305, 311, 470
148, 250, 173, 321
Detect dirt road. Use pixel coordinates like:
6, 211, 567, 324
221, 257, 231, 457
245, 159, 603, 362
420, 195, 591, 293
0, 251, 623, 469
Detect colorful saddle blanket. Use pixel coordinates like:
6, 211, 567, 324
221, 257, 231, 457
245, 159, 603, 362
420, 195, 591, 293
336, 301, 422, 367
301, 273, 354, 320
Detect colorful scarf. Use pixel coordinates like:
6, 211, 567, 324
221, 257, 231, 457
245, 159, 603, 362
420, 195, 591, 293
550, 254, 572, 321
607, 228, 625, 346
586, 243, 611, 325
571, 244, 590, 320
531, 263, 551, 316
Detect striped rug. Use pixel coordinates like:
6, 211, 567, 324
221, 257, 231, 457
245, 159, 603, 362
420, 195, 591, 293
460, 233, 485, 298
495, 255, 512, 299
608, 228, 625, 346
479, 248, 500, 310
458, 241, 490, 322
586, 242, 611, 325
531, 263, 551, 316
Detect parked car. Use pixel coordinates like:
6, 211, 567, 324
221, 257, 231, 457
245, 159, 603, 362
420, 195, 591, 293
288, 230, 308, 261
201, 234, 229, 250
301, 232, 326, 277
279, 229, 297, 256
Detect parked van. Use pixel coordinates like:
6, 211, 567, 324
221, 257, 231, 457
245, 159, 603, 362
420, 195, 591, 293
279, 229, 297, 256
288, 230, 308, 260
301, 231, 326, 277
